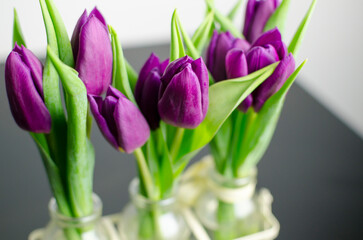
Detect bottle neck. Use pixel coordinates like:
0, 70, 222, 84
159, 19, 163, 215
129, 179, 177, 211
49, 194, 102, 229
207, 167, 257, 203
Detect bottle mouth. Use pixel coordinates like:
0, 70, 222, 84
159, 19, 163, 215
49, 193, 102, 228
209, 167, 257, 189
129, 178, 176, 209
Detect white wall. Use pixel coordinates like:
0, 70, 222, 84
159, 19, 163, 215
1, 0, 362, 138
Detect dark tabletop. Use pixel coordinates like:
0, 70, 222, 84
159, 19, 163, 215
0, 45, 362, 240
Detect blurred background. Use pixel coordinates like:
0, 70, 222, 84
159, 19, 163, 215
0, 0, 362, 239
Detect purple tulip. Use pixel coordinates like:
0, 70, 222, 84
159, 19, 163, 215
158, 56, 209, 129
71, 7, 112, 95
88, 86, 150, 153
206, 30, 251, 82
243, 0, 281, 43
135, 53, 169, 130
5, 44, 51, 133
246, 28, 295, 111
225, 49, 252, 112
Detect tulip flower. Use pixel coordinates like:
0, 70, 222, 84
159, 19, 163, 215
243, 0, 281, 43
71, 7, 112, 95
135, 53, 169, 130
158, 56, 209, 129
225, 49, 252, 112
88, 86, 150, 153
206, 30, 250, 82
246, 28, 295, 111
5, 44, 51, 133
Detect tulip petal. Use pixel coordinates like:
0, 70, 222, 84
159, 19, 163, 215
212, 32, 235, 81
71, 9, 88, 60
252, 27, 282, 47
206, 30, 219, 73
16, 45, 44, 98
135, 53, 160, 102
226, 49, 248, 79
88, 94, 119, 149
233, 38, 251, 52
160, 55, 193, 94
246, 45, 279, 73
159, 65, 204, 128
76, 15, 112, 95
138, 69, 162, 130
253, 53, 295, 111
5, 52, 51, 133
114, 95, 150, 153
191, 58, 209, 117
90, 7, 107, 27
101, 96, 119, 139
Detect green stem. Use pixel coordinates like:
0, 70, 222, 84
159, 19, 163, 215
170, 128, 185, 160
233, 110, 257, 177
215, 200, 235, 240
134, 148, 155, 199
86, 104, 93, 139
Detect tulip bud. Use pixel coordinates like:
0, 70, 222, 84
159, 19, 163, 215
243, 0, 281, 43
5, 44, 51, 133
135, 53, 169, 130
88, 86, 150, 153
158, 56, 209, 129
71, 7, 112, 95
245, 28, 295, 111
206, 30, 250, 82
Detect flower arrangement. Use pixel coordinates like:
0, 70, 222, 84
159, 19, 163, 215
4, 0, 315, 239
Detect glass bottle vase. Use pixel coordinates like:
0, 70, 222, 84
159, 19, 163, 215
41, 194, 113, 240
119, 179, 191, 240
194, 166, 261, 240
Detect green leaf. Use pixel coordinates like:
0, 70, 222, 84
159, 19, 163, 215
44, 0, 74, 67
170, 9, 186, 61
39, 0, 68, 183
126, 60, 138, 93
205, 0, 243, 38
47, 46, 93, 217
227, 0, 244, 21
109, 25, 136, 105
30, 133, 72, 217
288, 0, 317, 57
234, 60, 308, 176
191, 11, 215, 53
264, 0, 291, 35
175, 13, 200, 60
12, 8, 26, 48
174, 62, 279, 175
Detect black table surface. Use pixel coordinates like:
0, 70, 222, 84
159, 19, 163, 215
0, 45, 362, 240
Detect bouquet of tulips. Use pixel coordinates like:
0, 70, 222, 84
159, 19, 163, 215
4, 0, 315, 239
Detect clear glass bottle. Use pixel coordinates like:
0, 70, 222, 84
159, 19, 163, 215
119, 179, 191, 240
42, 194, 113, 240
194, 167, 262, 240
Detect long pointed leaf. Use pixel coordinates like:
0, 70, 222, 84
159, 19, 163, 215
48, 47, 93, 217
264, 0, 291, 35
288, 0, 317, 57
45, 0, 74, 67
234, 60, 308, 176
175, 13, 200, 60
170, 9, 186, 61
126, 60, 138, 92
13, 9, 26, 47
227, 0, 244, 21
205, 0, 243, 38
39, 0, 68, 182
109, 26, 136, 105
192, 11, 215, 53
30, 133, 72, 217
